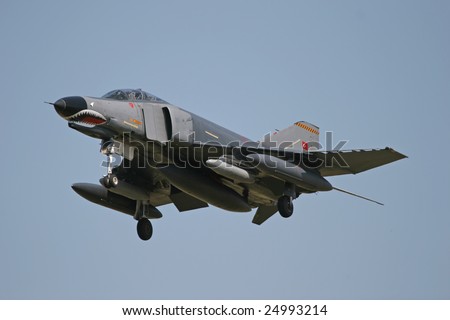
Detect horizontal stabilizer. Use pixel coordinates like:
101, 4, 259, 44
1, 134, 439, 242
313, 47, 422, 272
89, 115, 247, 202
314, 147, 407, 176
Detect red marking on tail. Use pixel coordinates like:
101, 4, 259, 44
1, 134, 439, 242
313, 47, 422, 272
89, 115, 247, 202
302, 141, 309, 151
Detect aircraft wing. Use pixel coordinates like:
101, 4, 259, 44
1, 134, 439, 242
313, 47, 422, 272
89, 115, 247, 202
311, 147, 408, 177
169, 186, 209, 212
197, 142, 406, 174
108, 157, 209, 214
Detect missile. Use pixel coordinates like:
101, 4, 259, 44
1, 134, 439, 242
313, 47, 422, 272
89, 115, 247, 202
159, 165, 251, 212
205, 159, 255, 183
71, 183, 136, 215
246, 153, 332, 192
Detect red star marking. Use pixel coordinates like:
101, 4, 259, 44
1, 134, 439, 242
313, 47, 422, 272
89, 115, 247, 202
129, 102, 134, 108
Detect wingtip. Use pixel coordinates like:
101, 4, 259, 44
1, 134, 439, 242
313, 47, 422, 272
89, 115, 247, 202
385, 147, 408, 159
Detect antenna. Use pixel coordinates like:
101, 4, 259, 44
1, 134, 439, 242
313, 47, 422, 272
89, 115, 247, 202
333, 187, 384, 206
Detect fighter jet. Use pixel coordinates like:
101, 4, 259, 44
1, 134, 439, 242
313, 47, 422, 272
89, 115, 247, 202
49, 89, 406, 241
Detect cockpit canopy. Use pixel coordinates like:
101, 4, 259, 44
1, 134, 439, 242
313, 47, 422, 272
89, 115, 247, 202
102, 89, 167, 103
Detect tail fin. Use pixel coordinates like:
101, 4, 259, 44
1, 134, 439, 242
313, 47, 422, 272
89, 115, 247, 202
261, 121, 319, 151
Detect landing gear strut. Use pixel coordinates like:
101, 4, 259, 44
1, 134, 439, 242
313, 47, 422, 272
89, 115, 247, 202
137, 218, 153, 241
101, 140, 119, 189
278, 195, 294, 218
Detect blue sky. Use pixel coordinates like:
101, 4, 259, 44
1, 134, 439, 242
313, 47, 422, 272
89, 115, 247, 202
0, 0, 449, 299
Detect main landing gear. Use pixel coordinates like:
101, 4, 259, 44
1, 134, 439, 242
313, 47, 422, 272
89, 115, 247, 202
137, 218, 153, 241
277, 182, 296, 218
277, 195, 294, 218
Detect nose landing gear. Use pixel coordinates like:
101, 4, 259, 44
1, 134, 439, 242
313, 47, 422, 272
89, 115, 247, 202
100, 140, 120, 189
102, 172, 119, 189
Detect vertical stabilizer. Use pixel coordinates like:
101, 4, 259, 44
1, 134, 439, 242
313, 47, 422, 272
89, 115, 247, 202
261, 121, 319, 151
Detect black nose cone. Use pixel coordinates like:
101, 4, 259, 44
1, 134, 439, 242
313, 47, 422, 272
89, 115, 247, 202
53, 96, 87, 118
53, 99, 66, 113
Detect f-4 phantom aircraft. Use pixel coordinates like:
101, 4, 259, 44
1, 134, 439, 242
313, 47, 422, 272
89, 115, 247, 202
49, 89, 406, 241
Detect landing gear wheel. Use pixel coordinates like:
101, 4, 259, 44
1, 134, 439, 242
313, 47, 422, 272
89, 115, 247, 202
137, 218, 153, 241
278, 195, 294, 218
103, 174, 118, 189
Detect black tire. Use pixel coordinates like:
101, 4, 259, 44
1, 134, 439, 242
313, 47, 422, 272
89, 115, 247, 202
110, 174, 119, 187
103, 174, 118, 188
278, 195, 294, 218
137, 218, 153, 241
102, 175, 110, 188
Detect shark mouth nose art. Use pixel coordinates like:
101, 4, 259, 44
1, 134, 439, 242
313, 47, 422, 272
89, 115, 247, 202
65, 109, 107, 126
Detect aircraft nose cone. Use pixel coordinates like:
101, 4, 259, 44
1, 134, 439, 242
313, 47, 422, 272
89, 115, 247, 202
53, 96, 87, 119
53, 99, 66, 113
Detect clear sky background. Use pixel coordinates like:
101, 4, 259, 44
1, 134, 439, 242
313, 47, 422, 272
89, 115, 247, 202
0, 0, 449, 299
